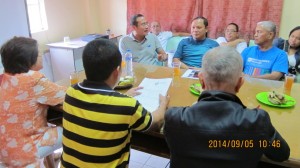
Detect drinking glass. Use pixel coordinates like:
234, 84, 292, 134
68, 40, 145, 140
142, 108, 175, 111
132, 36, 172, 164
172, 62, 181, 76
70, 71, 79, 85
63, 36, 70, 43
283, 74, 295, 95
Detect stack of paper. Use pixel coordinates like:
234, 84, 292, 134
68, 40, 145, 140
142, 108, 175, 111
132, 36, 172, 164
134, 78, 172, 112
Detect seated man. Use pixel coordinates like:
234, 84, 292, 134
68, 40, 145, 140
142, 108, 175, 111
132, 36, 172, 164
61, 39, 169, 167
164, 46, 290, 168
216, 22, 247, 53
119, 14, 168, 66
150, 21, 190, 51
173, 16, 219, 69
241, 21, 288, 80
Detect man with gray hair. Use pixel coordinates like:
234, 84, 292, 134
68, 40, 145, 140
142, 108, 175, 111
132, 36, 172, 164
241, 21, 288, 80
150, 21, 190, 51
164, 46, 290, 168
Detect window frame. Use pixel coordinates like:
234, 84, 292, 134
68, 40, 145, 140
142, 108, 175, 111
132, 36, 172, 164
26, 0, 48, 33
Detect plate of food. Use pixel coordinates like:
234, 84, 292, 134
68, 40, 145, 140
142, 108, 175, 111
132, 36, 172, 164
114, 76, 134, 90
256, 91, 296, 108
190, 83, 202, 95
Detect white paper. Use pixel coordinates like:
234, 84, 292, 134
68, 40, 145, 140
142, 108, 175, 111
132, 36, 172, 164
134, 78, 172, 112
181, 69, 200, 80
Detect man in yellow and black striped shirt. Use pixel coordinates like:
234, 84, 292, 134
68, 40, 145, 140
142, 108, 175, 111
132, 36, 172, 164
61, 39, 169, 168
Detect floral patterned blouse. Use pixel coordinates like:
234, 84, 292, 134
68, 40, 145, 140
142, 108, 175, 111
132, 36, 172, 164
0, 71, 66, 167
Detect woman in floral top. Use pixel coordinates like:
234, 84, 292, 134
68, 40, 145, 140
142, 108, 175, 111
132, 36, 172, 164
0, 37, 66, 167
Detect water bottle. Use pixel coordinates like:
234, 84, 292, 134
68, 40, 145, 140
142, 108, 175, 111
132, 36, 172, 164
125, 49, 133, 76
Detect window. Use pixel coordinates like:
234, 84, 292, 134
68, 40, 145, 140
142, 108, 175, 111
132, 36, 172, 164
26, 0, 48, 33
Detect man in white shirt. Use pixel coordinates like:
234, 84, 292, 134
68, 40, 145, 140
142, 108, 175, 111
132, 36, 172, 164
150, 21, 190, 51
216, 23, 247, 53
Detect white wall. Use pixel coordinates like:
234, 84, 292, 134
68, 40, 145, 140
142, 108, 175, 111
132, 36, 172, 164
97, 0, 127, 36
32, 0, 87, 51
279, 0, 300, 38
32, 0, 127, 51
0, 0, 31, 73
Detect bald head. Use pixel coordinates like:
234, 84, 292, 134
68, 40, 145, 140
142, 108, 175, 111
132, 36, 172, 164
202, 46, 243, 87
151, 21, 161, 35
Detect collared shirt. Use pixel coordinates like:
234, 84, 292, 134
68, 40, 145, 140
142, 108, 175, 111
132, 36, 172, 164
216, 37, 247, 53
164, 90, 290, 168
156, 31, 173, 51
0, 71, 66, 167
119, 32, 164, 66
173, 37, 219, 68
61, 80, 152, 168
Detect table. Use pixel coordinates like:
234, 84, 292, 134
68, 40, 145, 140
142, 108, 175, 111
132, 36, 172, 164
50, 63, 300, 168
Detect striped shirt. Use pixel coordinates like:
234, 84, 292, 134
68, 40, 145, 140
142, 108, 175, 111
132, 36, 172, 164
61, 80, 152, 168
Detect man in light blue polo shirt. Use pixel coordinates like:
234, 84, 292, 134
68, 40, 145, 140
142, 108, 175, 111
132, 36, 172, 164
173, 16, 219, 69
119, 14, 168, 66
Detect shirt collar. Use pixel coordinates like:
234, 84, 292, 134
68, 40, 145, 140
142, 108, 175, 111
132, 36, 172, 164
189, 36, 207, 43
198, 90, 246, 108
78, 79, 115, 92
129, 32, 147, 43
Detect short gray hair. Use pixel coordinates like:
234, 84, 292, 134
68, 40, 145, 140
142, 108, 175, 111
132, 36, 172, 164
202, 46, 243, 85
257, 21, 276, 34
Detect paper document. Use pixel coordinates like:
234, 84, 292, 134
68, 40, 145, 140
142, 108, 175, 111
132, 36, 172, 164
134, 78, 172, 112
181, 69, 200, 80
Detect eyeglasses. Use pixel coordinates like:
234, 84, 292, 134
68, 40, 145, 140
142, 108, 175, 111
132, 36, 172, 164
225, 29, 237, 33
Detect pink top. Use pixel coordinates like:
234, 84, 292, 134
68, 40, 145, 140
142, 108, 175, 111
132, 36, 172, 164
0, 71, 66, 167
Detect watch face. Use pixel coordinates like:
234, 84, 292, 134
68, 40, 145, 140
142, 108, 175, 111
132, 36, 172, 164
288, 66, 296, 75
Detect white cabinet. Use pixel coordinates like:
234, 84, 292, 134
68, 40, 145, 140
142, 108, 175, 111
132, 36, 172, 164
47, 40, 87, 82
47, 35, 122, 82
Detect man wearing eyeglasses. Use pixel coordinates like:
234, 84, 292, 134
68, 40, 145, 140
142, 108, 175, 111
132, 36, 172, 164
216, 23, 247, 53
119, 14, 168, 66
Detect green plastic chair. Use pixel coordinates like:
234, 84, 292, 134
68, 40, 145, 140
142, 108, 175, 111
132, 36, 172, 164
166, 36, 186, 52
248, 40, 256, 47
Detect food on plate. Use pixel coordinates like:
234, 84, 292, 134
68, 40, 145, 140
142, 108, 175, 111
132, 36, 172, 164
118, 76, 134, 86
268, 91, 287, 105
192, 83, 202, 93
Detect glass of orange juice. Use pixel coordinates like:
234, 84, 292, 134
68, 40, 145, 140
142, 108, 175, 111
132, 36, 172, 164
172, 62, 181, 76
121, 54, 126, 68
70, 71, 79, 85
283, 74, 295, 95
121, 60, 126, 68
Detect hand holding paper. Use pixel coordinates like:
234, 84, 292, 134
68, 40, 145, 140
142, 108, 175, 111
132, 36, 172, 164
134, 78, 172, 112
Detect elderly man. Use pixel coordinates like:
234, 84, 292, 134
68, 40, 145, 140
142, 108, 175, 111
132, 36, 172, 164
173, 16, 219, 69
216, 23, 247, 53
150, 21, 190, 51
164, 46, 290, 168
241, 21, 288, 80
119, 14, 168, 66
